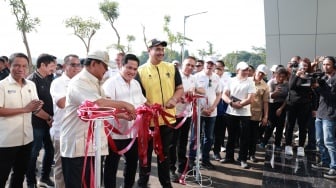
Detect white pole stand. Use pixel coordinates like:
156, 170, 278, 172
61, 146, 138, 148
94, 119, 103, 188
184, 98, 212, 187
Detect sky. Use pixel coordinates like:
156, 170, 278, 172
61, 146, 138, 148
0, 0, 265, 62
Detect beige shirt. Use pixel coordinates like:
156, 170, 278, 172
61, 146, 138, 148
250, 79, 269, 121
0, 75, 39, 147
60, 69, 108, 158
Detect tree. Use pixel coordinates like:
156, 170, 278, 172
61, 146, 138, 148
163, 15, 183, 62
99, 0, 124, 53
223, 47, 266, 72
65, 16, 100, 54
6, 0, 40, 72
125, 35, 135, 53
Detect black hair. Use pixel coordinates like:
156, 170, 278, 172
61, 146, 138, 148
276, 67, 288, 76
36, 53, 57, 68
8, 53, 29, 65
216, 60, 225, 67
324, 56, 336, 67
196, 59, 204, 64
1, 56, 8, 62
80, 58, 86, 65
0, 57, 5, 64
248, 64, 255, 70
122, 54, 139, 66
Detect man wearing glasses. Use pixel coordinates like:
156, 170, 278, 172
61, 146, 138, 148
60, 50, 136, 187
190, 57, 221, 170
50, 54, 82, 188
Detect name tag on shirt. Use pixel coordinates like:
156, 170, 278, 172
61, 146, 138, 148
7, 90, 16, 94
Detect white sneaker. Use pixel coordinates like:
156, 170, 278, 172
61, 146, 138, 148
285, 146, 293, 155
297, 146, 305, 157
294, 130, 299, 137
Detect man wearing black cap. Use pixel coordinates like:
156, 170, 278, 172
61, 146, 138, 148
135, 39, 184, 188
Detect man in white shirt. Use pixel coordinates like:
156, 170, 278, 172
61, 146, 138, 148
102, 54, 146, 188
169, 56, 204, 181
50, 54, 82, 188
60, 50, 136, 187
189, 57, 222, 170
222, 61, 256, 169
0, 53, 43, 188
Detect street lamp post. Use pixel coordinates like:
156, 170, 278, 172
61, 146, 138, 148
182, 11, 207, 61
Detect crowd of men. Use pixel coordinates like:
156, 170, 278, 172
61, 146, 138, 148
0, 40, 336, 188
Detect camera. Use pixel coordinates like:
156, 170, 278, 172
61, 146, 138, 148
307, 72, 326, 84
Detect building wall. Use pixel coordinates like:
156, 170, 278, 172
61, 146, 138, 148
264, 0, 336, 69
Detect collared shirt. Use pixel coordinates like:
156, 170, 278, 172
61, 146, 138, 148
60, 69, 108, 158
250, 78, 269, 121
0, 75, 39, 147
50, 73, 71, 140
136, 60, 182, 126
176, 72, 197, 116
27, 71, 54, 128
102, 73, 146, 139
225, 76, 256, 116
194, 71, 222, 117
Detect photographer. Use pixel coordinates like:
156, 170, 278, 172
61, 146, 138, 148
311, 56, 336, 179
285, 58, 313, 157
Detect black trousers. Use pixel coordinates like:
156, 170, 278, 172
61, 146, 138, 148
213, 114, 228, 154
248, 120, 259, 156
262, 102, 286, 147
62, 156, 103, 188
169, 117, 191, 173
285, 102, 311, 147
138, 125, 173, 188
104, 138, 138, 188
225, 115, 250, 161
0, 143, 32, 188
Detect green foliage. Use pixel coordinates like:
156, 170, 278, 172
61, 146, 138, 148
8, 0, 40, 32
99, 0, 119, 21
6, 0, 40, 72
162, 15, 184, 61
65, 16, 100, 54
223, 46, 266, 72
99, 0, 124, 53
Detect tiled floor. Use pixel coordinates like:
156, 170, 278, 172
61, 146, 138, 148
9, 144, 336, 187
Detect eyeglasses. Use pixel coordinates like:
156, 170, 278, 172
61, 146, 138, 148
195, 65, 202, 67
69, 63, 81, 68
208, 79, 212, 87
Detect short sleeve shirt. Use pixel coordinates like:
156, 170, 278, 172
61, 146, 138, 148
225, 76, 256, 116
0, 75, 39, 147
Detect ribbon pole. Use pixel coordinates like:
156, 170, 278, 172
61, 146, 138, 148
94, 119, 102, 188
195, 98, 201, 181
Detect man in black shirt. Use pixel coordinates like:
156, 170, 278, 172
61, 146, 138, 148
26, 54, 56, 188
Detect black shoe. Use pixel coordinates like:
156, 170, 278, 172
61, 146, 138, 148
220, 158, 235, 164
213, 153, 222, 161
38, 177, 55, 187
311, 162, 329, 170
249, 155, 258, 163
201, 161, 215, 170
